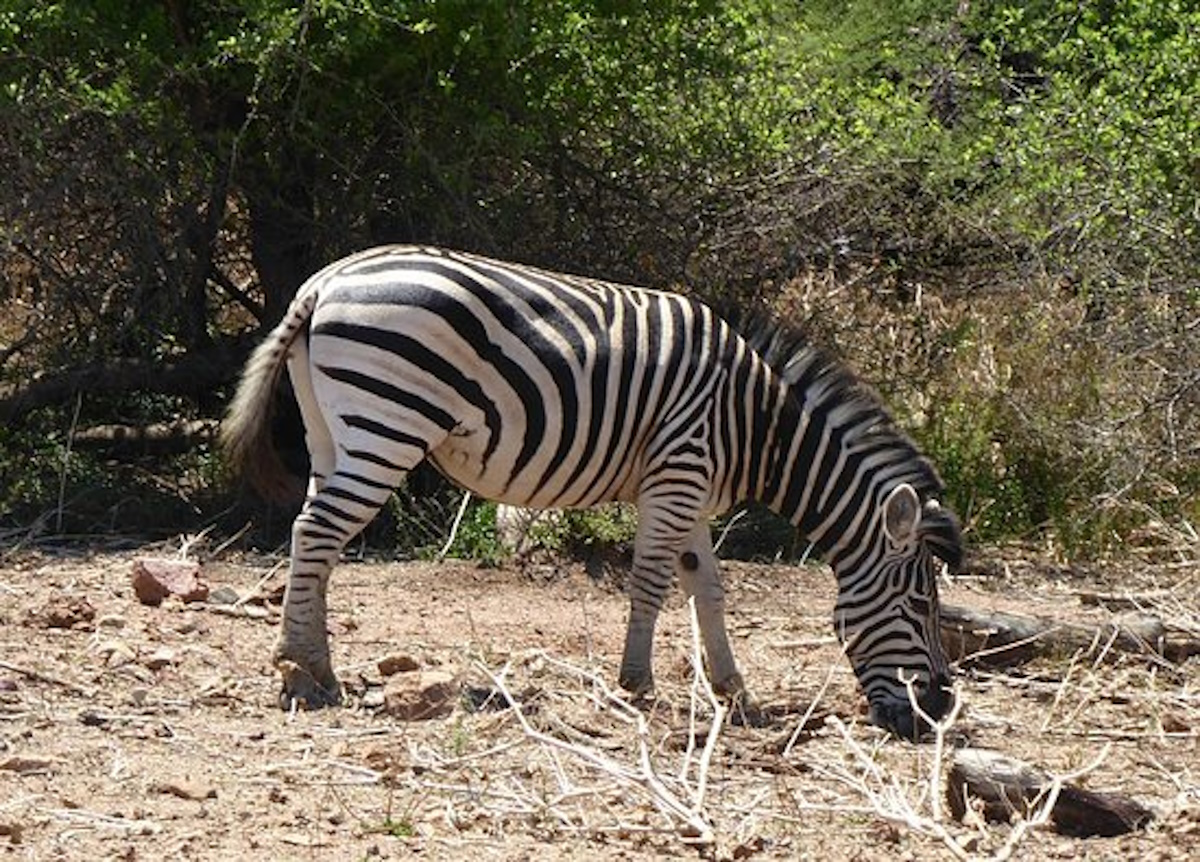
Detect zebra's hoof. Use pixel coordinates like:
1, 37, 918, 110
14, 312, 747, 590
617, 668, 655, 698
276, 659, 342, 710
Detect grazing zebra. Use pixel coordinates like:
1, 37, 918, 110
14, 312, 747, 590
222, 245, 962, 738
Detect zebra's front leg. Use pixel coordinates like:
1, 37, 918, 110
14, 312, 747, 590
618, 582, 664, 696
676, 523, 744, 699
617, 505, 685, 696
274, 511, 343, 708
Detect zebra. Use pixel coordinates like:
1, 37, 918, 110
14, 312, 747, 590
222, 245, 963, 738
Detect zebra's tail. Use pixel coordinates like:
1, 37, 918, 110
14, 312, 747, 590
220, 291, 318, 502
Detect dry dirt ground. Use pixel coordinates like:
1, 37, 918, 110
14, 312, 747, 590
1, 546, 1197, 861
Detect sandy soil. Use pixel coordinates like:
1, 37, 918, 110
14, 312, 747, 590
0, 547, 1197, 860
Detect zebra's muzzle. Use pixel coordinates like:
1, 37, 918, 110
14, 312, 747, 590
870, 672, 953, 740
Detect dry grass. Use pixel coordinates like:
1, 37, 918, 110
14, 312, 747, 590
0, 549, 1196, 859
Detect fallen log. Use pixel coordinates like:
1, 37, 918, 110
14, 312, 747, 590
939, 603, 1200, 666
947, 748, 1153, 837
72, 419, 219, 457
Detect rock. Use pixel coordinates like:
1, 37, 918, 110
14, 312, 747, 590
377, 653, 420, 676
381, 671, 459, 721
131, 558, 209, 606
0, 821, 22, 844
31, 596, 95, 630
207, 585, 241, 605
0, 755, 58, 775
91, 638, 137, 668
151, 780, 217, 801
361, 689, 385, 709
143, 647, 177, 671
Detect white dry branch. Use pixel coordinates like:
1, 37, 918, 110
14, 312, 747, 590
820, 674, 1119, 862
472, 597, 727, 844
824, 681, 972, 861
437, 491, 474, 561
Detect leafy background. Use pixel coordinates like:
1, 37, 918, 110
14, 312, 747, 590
1, 0, 1196, 558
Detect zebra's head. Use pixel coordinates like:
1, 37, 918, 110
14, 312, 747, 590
832, 481, 962, 740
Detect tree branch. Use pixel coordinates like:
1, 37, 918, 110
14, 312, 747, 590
0, 335, 256, 423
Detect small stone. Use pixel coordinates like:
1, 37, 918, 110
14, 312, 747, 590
96, 614, 126, 630
0, 821, 22, 844
377, 653, 420, 676
362, 689, 385, 709
207, 585, 241, 605
173, 616, 202, 635
92, 638, 137, 668
0, 678, 17, 693
144, 647, 177, 671
381, 671, 459, 721
0, 755, 57, 775
151, 780, 217, 801
131, 558, 209, 606
31, 596, 95, 630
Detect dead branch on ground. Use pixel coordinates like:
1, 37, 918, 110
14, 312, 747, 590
939, 603, 1200, 666
947, 747, 1153, 837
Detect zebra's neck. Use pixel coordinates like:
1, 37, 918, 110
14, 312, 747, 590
753, 368, 912, 563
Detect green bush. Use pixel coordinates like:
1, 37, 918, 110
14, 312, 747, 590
2, 0, 1196, 558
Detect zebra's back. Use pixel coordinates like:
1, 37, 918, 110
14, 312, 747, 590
304, 246, 732, 510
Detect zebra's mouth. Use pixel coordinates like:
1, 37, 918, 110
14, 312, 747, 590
869, 673, 953, 741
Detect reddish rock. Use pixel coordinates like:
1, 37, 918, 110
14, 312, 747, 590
377, 653, 421, 676
31, 597, 95, 630
381, 671, 459, 721
131, 558, 209, 606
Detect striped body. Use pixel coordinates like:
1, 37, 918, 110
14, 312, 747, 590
223, 246, 963, 738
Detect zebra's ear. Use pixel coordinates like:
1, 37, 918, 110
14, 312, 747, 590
921, 500, 964, 570
882, 483, 921, 545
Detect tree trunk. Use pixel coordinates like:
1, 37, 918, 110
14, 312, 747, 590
247, 167, 316, 324
0, 337, 254, 424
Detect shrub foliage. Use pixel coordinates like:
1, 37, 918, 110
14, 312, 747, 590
1, 0, 1195, 556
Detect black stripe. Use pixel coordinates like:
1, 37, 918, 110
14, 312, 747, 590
341, 415, 429, 451
332, 468, 396, 491
322, 484, 381, 509
320, 365, 456, 431
726, 334, 751, 498
555, 290, 614, 505
314, 321, 504, 467
307, 497, 363, 524
298, 511, 349, 536
343, 447, 409, 473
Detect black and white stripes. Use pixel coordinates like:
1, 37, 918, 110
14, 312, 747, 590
223, 245, 962, 737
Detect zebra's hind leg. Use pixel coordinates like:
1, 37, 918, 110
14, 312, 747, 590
274, 459, 413, 710
676, 523, 744, 699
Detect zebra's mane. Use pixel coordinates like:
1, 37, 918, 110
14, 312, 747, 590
736, 314, 947, 503
736, 314, 962, 566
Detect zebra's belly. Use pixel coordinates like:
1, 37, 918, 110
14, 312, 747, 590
429, 431, 637, 509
